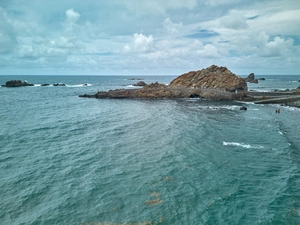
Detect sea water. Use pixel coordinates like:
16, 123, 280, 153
0, 75, 300, 225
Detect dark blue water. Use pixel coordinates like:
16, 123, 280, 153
1, 75, 300, 225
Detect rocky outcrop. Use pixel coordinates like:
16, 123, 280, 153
133, 81, 147, 86
245, 73, 258, 83
169, 65, 247, 92
1, 80, 34, 87
53, 83, 66, 86
80, 65, 248, 100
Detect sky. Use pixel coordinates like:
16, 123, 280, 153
0, 0, 300, 76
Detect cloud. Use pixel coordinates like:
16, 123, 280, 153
220, 10, 248, 30
205, 0, 240, 7
163, 18, 183, 34
0, 7, 17, 54
124, 33, 154, 53
256, 33, 294, 57
122, 0, 197, 14
0, 0, 299, 75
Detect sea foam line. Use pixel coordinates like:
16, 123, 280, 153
223, 141, 264, 149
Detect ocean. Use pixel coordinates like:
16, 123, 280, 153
1, 75, 300, 225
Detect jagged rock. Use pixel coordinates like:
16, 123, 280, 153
133, 81, 147, 86
245, 73, 255, 82
250, 79, 258, 83
80, 65, 248, 100
169, 65, 247, 100
1, 80, 34, 87
53, 83, 66, 86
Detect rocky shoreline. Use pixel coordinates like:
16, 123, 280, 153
80, 65, 248, 101
79, 65, 300, 107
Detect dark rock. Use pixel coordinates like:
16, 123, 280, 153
250, 79, 258, 83
79, 94, 96, 98
258, 78, 265, 80
245, 73, 255, 82
240, 106, 247, 110
41, 84, 50, 86
1, 80, 34, 87
133, 81, 147, 86
53, 83, 66, 86
189, 93, 200, 98
128, 78, 142, 80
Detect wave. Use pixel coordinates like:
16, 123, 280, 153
32, 83, 92, 87
201, 105, 242, 110
66, 83, 92, 87
223, 141, 264, 149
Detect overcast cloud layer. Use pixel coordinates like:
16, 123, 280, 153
0, 0, 299, 75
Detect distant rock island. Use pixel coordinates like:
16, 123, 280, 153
1, 80, 67, 87
1, 80, 34, 87
80, 65, 248, 101
244, 73, 265, 83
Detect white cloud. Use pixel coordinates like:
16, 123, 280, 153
0, 0, 299, 75
122, 0, 197, 14
205, 0, 240, 7
126, 33, 154, 52
65, 8, 80, 23
63, 8, 80, 33
163, 18, 183, 34
257, 34, 294, 57
220, 10, 248, 30
0, 7, 17, 54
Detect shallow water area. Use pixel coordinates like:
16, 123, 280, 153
1, 75, 300, 224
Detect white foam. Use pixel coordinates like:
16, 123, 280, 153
223, 141, 264, 149
278, 130, 284, 135
66, 83, 92, 87
202, 105, 241, 110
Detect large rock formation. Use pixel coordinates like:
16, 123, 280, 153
1, 80, 34, 87
80, 65, 248, 100
245, 73, 258, 83
169, 65, 247, 99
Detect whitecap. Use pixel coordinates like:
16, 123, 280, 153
66, 83, 92, 87
223, 141, 264, 149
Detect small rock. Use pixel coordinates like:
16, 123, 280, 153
240, 106, 247, 110
53, 83, 66, 86
133, 81, 147, 86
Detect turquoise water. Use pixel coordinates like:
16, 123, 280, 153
1, 75, 300, 225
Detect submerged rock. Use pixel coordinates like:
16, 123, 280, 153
53, 83, 66, 86
1, 80, 34, 87
80, 65, 248, 100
